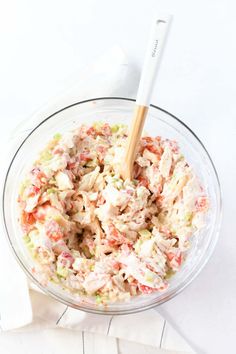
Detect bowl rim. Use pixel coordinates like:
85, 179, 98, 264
2, 96, 222, 315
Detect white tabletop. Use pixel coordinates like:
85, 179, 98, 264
0, 1, 235, 353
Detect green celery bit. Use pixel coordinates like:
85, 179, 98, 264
165, 269, 175, 280
184, 212, 193, 223
145, 274, 154, 282
90, 264, 95, 271
23, 234, 35, 250
82, 245, 92, 259
111, 176, 123, 189
40, 150, 52, 162
95, 295, 102, 304
134, 239, 142, 252
138, 229, 152, 238
23, 234, 30, 244
93, 121, 104, 130
53, 133, 62, 140
47, 188, 56, 194
111, 123, 127, 133
56, 265, 68, 278
111, 124, 119, 133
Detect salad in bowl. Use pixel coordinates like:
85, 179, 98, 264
2, 98, 221, 314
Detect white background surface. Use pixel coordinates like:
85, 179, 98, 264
0, 0, 235, 353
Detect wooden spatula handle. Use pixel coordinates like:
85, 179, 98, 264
121, 105, 148, 180
121, 15, 171, 181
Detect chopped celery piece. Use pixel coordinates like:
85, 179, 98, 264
47, 188, 56, 194
138, 229, 152, 238
111, 123, 127, 134
111, 176, 123, 189
40, 150, 52, 162
96, 295, 102, 304
53, 133, 62, 140
56, 265, 68, 278
145, 274, 154, 282
111, 124, 119, 133
90, 264, 95, 271
165, 269, 175, 280
134, 239, 142, 253
23, 234, 30, 244
52, 215, 62, 223
184, 212, 193, 223
23, 234, 35, 250
50, 276, 60, 284
93, 121, 104, 130
82, 245, 92, 259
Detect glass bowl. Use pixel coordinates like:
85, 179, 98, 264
2, 97, 222, 315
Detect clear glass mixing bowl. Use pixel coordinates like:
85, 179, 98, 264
2, 97, 222, 314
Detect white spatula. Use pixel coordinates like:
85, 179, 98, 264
121, 15, 172, 180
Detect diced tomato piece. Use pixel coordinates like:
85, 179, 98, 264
20, 211, 35, 232
45, 219, 63, 241
166, 252, 182, 266
25, 185, 40, 197
79, 153, 91, 163
142, 136, 154, 144
112, 261, 121, 271
166, 252, 175, 261
30, 168, 46, 187
33, 202, 51, 221
138, 284, 157, 294
146, 144, 163, 155
59, 251, 74, 267
107, 239, 118, 247
109, 225, 119, 238
176, 254, 182, 266
137, 176, 149, 188
141, 137, 163, 156
195, 196, 208, 212
67, 161, 76, 169
21, 211, 35, 225
86, 127, 97, 136
108, 225, 132, 246
101, 123, 112, 136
